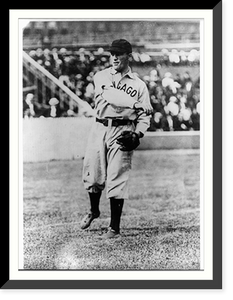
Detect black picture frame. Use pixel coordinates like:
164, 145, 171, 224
5, 3, 222, 289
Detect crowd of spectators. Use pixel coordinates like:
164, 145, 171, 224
144, 68, 200, 131
23, 47, 200, 131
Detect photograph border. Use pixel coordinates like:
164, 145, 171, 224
5, 3, 222, 289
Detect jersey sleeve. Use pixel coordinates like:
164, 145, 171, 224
94, 71, 136, 109
134, 82, 151, 135
93, 71, 111, 103
102, 87, 137, 108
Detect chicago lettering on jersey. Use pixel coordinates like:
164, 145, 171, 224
116, 81, 137, 98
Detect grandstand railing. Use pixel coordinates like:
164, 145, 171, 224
23, 51, 94, 116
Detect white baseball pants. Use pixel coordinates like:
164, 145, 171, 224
82, 120, 135, 199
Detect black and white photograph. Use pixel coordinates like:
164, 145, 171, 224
21, 18, 201, 271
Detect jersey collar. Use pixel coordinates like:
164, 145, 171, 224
110, 67, 135, 79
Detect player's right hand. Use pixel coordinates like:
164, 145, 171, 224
133, 101, 153, 115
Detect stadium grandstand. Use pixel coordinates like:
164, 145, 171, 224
23, 20, 200, 131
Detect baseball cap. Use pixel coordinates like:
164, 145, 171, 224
108, 39, 132, 54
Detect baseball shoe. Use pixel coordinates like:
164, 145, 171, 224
102, 228, 120, 239
80, 211, 100, 230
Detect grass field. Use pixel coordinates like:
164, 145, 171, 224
23, 149, 200, 270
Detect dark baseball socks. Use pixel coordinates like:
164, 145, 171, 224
84, 193, 124, 234
109, 198, 124, 233
88, 191, 101, 217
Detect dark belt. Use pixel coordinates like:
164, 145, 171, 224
96, 118, 134, 127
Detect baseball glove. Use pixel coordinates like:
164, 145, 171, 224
116, 131, 140, 151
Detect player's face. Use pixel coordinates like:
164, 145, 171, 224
110, 52, 130, 73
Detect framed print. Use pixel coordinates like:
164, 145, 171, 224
6, 3, 222, 289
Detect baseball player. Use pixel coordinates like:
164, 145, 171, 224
81, 39, 153, 238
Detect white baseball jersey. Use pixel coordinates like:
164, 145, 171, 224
93, 66, 151, 135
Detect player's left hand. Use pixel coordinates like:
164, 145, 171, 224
116, 131, 140, 151
133, 102, 153, 115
